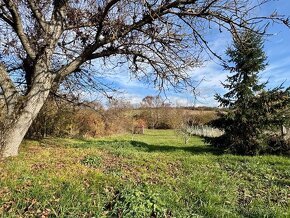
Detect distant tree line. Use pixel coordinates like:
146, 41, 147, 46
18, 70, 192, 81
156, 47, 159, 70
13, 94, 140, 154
24, 95, 217, 139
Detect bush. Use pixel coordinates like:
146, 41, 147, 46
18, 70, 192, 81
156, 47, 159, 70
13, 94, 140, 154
27, 99, 133, 139
26, 99, 76, 138
106, 185, 168, 218
104, 111, 132, 135
81, 155, 102, 167
265, 136, 290, 155
74, 109, 105, 137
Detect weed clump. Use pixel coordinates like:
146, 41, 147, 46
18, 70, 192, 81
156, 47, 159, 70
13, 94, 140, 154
105, 185, 169, 218
81, 155, 102, 167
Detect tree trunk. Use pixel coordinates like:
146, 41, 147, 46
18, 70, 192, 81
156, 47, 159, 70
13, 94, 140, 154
0, 72, 53, 158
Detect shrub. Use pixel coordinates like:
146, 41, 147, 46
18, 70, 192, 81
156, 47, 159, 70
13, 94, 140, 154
265, 136, 290, 155
106, 185, 168, 218
74, 109, 105, 137
27, 99, 133, 139
81, 155, 102, 167
26, 98, 76, 138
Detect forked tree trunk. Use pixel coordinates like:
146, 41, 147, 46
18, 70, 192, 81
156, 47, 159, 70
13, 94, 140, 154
0, 73, 53, 158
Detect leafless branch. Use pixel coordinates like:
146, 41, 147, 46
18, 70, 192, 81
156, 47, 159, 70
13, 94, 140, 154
2, 0, 36, 59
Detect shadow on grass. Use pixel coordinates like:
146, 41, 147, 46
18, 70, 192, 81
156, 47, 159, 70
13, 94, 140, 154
59, 138, 222, 155
129, 140, 222, 155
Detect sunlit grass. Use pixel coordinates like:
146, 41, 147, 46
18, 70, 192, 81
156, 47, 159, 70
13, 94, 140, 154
0, 129, 289, 217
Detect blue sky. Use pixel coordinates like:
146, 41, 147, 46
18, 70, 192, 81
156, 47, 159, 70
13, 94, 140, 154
95, 1, 290, 107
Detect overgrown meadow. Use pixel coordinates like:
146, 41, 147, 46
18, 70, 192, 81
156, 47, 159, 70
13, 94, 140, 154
0, 130, 289, 217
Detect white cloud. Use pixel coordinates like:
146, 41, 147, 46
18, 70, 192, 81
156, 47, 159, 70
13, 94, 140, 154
189, 60, 226, 93
119, 93, 144, 106
261, 56, 290, 87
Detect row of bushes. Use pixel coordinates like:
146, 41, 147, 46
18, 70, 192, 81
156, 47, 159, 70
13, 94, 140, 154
26, 98, 218, 139
26, 99, 132, 139
135, 108, 217, 130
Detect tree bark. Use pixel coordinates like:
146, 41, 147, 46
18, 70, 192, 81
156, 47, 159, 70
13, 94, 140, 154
0, 69, 53, 158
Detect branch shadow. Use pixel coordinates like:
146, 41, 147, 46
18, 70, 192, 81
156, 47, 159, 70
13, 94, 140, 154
62, 138, 222, 155
129, 140, 222, 155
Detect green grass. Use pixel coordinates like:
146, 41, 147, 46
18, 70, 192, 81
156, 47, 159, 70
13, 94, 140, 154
0, 129, 289, 217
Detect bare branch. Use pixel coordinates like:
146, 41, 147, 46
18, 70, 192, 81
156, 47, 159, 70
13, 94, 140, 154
0, 63, 19, 116
95, 0, 121, 40
26, 0, 48, 31
2, 0, 36, 59
56, 0, 192, 79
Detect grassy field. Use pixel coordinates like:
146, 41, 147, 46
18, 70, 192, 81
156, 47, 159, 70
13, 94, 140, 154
0, 130, 289, 217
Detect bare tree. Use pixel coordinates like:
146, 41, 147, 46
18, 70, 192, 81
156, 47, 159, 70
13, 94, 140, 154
0, 0, 289, 157
141, 95, 164, 128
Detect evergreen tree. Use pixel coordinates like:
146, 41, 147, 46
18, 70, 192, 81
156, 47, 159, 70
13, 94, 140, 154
217, 30, 267, 108
210, 29, 290, 155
